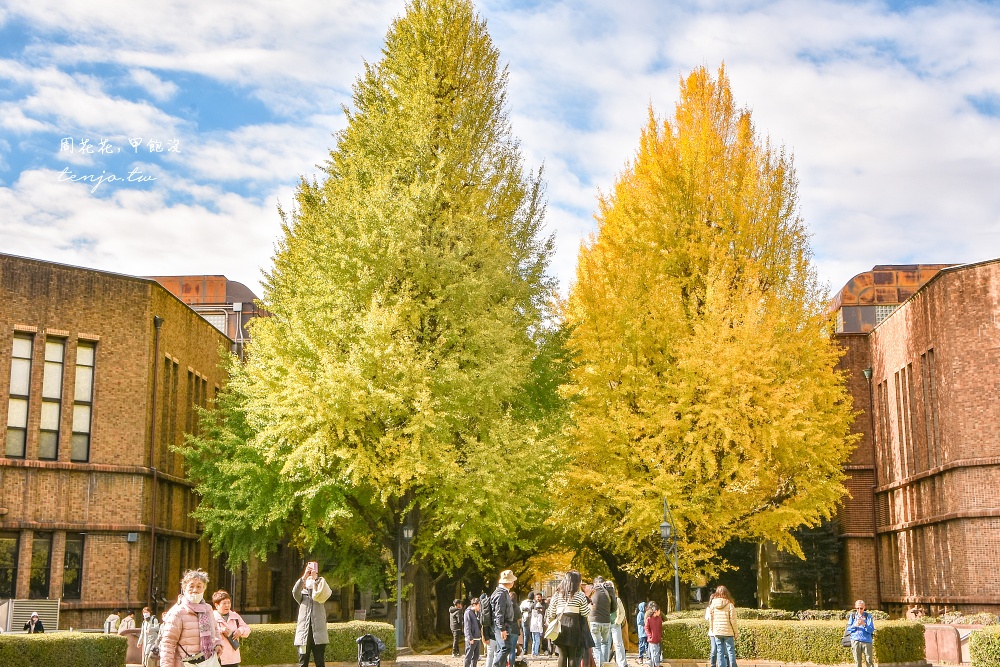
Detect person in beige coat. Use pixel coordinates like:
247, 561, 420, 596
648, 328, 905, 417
707, 586, 738, 667
160, 569, 224, 667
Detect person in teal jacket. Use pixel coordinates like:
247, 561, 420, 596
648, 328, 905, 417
846, 600, 875, 667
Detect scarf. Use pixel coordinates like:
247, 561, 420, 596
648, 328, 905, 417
178, 598, 216, 658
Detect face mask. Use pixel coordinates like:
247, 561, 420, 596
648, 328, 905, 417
143, 613, 150, 619
185, 592, 205, 604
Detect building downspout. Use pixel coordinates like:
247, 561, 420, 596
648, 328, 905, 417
148, 315, 164, 607
863, 367, 884, 611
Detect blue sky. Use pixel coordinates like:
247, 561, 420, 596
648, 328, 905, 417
1, 0, 999, 298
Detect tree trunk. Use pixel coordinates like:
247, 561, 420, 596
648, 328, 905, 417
408, 562, 436, 644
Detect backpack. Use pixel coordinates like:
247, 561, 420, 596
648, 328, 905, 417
480, 594, 494, 637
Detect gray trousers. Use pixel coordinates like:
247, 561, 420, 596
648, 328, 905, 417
852, 640, 873, 667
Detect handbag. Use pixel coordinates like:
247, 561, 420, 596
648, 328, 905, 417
226, 617, 242, 650
544, 600, 567, 641
841, 630, 853, 648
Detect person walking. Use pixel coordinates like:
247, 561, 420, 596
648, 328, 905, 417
635, 603, 647, 665
707, 587, 738, 667
293, 561, 333, 667
530, 595, 545, 656
213, 590, 251, 667
705, 600, 717, 667
521, 594, 534, 656
506, 587, 521, 666
545, 570, 592, 667
643, 603, 662, 667
23, 612, 44, 633
465, 597, 484, 667
159, 569, 224, 667
490, 570, 518, 667
451, 599, 466, 657
119, 610, 137, 634
846, 600, 875, 667
138, 606, 161, 667
606, 583, 628, 667
587, 576, 616, 666
104, 610, 121, 634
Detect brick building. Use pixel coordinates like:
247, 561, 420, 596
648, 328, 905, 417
0, 253, 270, 628
831, 261, 1000, 615
148, 275, 265, 359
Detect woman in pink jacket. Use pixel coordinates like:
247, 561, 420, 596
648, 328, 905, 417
160, 569, 224, 667
213, 590, 252, 667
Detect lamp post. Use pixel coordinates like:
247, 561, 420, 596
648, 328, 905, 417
660, 497, 681, 612
395, 523, 414, 648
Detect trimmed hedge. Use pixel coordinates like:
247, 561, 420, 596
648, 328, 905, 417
797, 609, 890, 621
665, 608, 795, 621
971, 626, 1000, 667
241, 620, 396, 666
0, 632, 126, 667
660, 619, 924, 664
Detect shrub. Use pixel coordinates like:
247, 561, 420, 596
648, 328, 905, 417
736, 608, 795, 621
241, 620, 396, 666
664, 607, 794, 622
660, 619, 923, 664
797, 609, 890, 622
971, 627, 1000, 667
0, 632, 126, 667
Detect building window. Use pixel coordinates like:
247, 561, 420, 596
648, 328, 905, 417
63, 533, 85, 600
875, 304, 897, 325
0, 531, 19, 598
29, 531, 52, 599
6, 335, 33, 458
72, 342, 96, 462
39, 339, 66, 460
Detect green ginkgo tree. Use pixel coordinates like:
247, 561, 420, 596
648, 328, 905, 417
181, 0, 564, 642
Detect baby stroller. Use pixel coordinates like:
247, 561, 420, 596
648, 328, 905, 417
357, 634, 386, 667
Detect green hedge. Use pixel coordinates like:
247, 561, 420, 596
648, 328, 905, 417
241, 620, 396, 666
0, 632, 126, 667
971, 627, 1000, 667
660, 619, 924, 664
664, 608, 795, 621
797, 609, 890, 621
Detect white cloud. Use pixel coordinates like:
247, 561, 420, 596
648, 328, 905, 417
2, 0, 1000, 298
128, 68, 180, 102
0, 167, 285, 293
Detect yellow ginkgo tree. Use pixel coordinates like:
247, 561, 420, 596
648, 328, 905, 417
557, 64, 858, 584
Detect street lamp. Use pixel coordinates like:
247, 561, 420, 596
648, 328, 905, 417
660, 497, 681, 612
395, 523, 414, 648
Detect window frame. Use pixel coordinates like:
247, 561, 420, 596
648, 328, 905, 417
6, 334, 34, 458
62, 533, 85, 600
38, 338, 66, 461
71, 341, 97, 462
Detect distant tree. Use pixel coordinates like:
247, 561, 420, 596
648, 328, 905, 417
786, 520, 842, 609
181, 0, 565, 643
556, 64, 858, 585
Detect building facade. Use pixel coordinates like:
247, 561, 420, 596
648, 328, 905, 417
832, 261, 1000, 615
0, 254, 235, 628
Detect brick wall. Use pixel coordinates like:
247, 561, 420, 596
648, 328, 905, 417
0, 254, 257, 627
837, 259, 1000, 613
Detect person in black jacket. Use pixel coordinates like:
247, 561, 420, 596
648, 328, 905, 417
24, 612, 44, 633
450, 599, 465, 656
464, 598, 483, 667
490, 570, 517, 667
